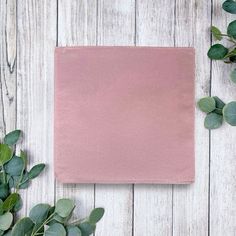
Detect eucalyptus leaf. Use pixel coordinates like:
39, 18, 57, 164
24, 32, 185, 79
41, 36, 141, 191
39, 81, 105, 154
4, 156, 24, 176
67, 226, 82, 236
3, 229, 11, 236
3, 130, 21, 146
224, 48, 236, 59
0, 144, 13, 166
3, 193, 19, 212
223, 0, 236, 14
89, 208, 105, 224
47, 206, 55, 218
8, 176, 16, 189
50, 214, 66, 224
0, 174, 4, 185
11, 217, 34, 236
197, 97, 216, 113
44, 223, 66, 236
223, 101, 236, 125
29, 203, 51, 225
207, 44, 228, 59
0, 184, 9, 200
0, 212, 13, 231
13, 195, 23, 213
213, 96, 225, 109
19, 172, 30, 189
227, 20, 236, 39
20, 150, 27, 168
28, 164, 45, 180
50, 212, 72, 225
230, 68, 236, 83
8, 170, 30, 190
211, 26, 222, 40
55, 199, 75, 218
213, 96, 225, 114
78, 222, 96, 236
0, 200, 3, 215
204, 113, 223, 129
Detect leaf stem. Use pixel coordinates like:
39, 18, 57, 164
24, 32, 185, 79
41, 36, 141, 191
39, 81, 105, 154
31, 212, 56, 236
15, 166, 25, 193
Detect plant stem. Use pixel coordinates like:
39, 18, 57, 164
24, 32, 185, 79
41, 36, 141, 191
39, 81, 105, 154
31, 212, 56, 236
15, 167, 25, 193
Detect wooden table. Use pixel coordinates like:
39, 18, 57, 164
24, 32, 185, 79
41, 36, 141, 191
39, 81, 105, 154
0, 0, 235, 235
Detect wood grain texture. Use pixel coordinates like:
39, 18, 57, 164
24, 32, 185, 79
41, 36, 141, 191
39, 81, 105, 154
211, 1, 236, 235
56, 0, 97, 220
95, 1, 135, 235
172, 1, 211, 235
1, 0, 235, 235
0, 0, 16, 137
16, 0, 56, 214
134, 1, 175, 235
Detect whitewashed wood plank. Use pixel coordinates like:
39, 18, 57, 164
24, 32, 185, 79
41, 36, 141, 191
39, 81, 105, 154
16, 0, 57, 214
210, 1, 236, 235
0, 0, 16, 136
134, 1, 175, 235
173, 1, 211, 235
95, 1, 135, 235
56, 0, 97, 219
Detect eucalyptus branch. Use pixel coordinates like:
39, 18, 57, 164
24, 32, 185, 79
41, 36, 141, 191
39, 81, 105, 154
0, 130, 105, 235
198, 1, 236, 130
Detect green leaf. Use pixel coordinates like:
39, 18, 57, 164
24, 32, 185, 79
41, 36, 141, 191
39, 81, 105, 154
8, 174, 29, 189
78, 222, 96, 236
0, 200, 3, 215
44, 223, 66, 236
4, 156, 24, 176
207, 44, 228, 60
227, 20, 236, 39
213, 96, 225, 109
13, 195, 23, 213
29, 203, 51, 225
0, 184, 9, 200
3, 130, 21, 146
49, 212, 72, 225
223, 101, 236, 125
230, 69, 236, 83
213, 96, 225, 114
223, 0, 236, 14
3, 230, 11, 236
0, 212, 13, 231
55, 199, 75, 218
11, 217, 34, 236
20, 150, 27, 168
19, 172, 30, 189
3, 193, 20, 212
204, 113, 223, 129
224, 49, 236, 60
197, 97, 216, 113
89, 208, 105, 224
211, 26, 222, 40
67, 226, 82, 236
0, 174, 4, 185
28, 164, 45, 180
0, 144, 13, 166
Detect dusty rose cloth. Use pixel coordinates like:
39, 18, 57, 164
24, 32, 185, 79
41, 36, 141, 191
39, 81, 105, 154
54, 46, 195, 184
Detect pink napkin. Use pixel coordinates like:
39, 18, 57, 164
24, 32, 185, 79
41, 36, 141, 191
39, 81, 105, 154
54, 47, 195, 184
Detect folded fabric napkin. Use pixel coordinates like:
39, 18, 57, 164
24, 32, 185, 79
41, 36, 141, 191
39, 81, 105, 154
54, 46, 195, 184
